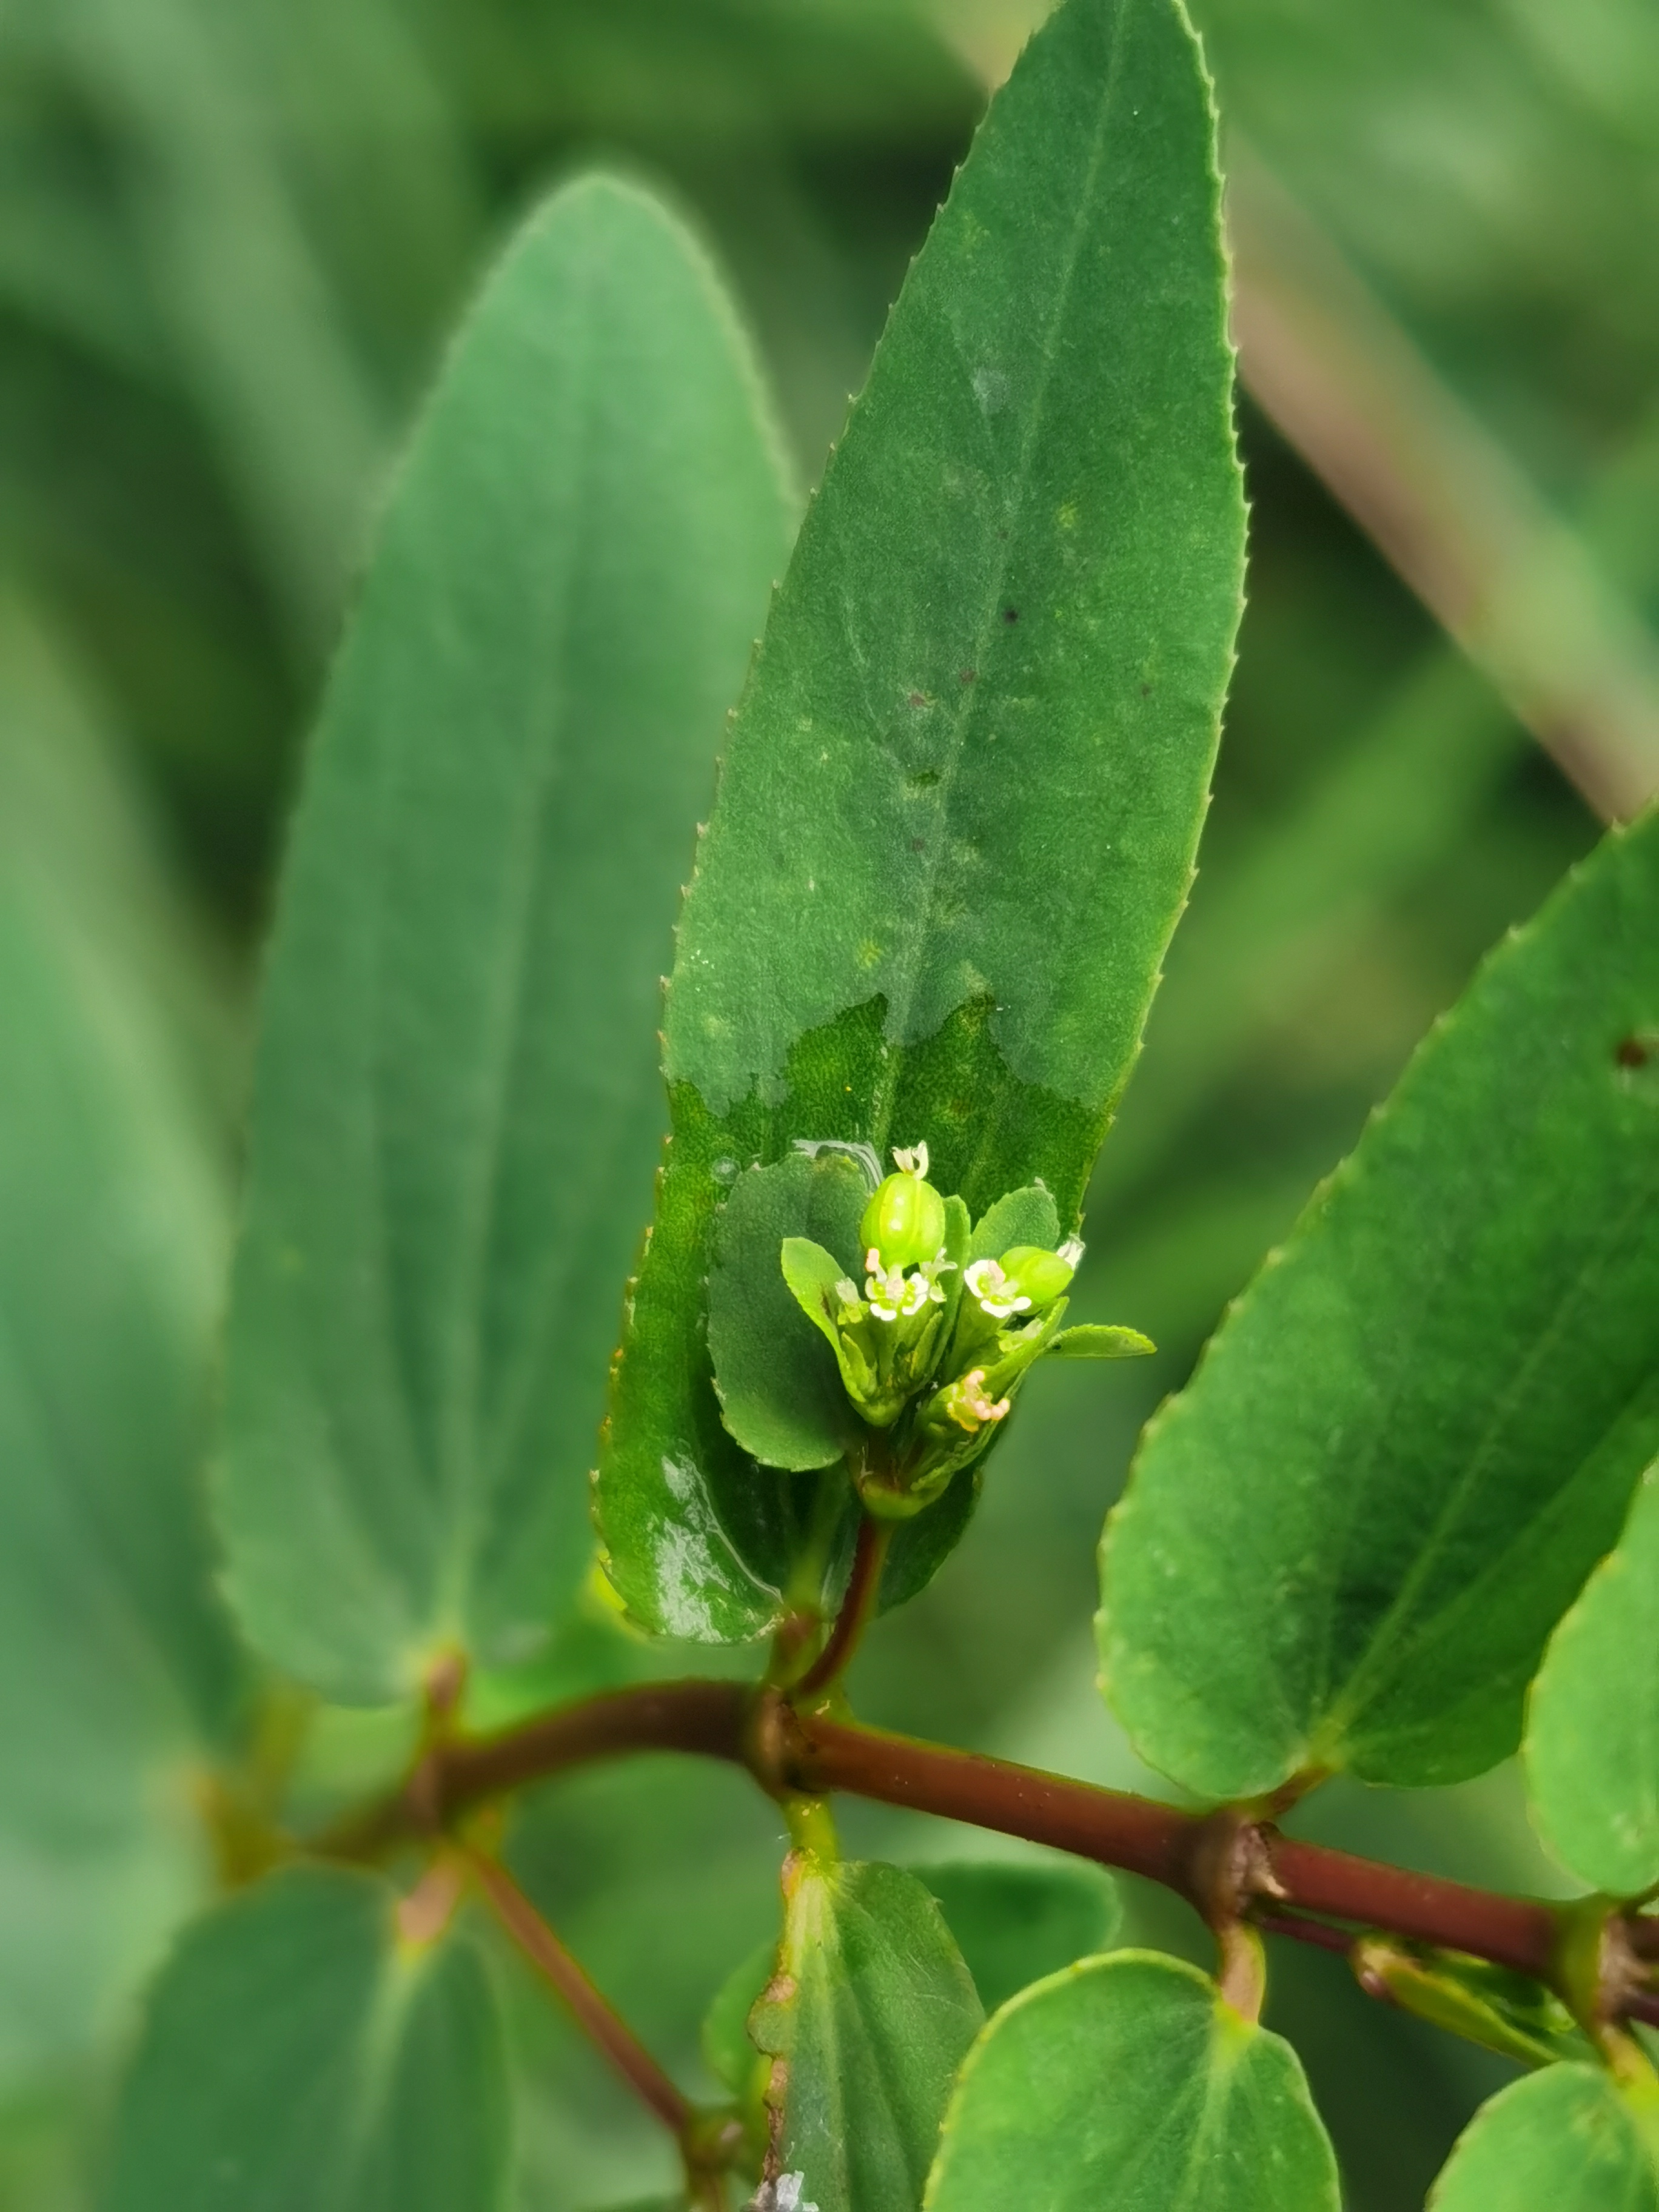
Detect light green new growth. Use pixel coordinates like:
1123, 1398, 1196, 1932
763, 1140, 1147, 1517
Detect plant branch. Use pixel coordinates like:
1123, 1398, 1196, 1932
795, 1514, 891, 1697
331, 1677, 1652, 2014
465, 1846, 692, 2137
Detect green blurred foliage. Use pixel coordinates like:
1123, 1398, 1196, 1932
0, 0, 1644, 2207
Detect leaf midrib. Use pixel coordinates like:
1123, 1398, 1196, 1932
1313, 1162, 1659, 1758
866, 2, 1130, 1159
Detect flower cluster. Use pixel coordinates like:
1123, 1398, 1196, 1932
780, 1141, 1144, 1517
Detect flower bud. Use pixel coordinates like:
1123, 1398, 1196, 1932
997, 1244, 1076, 1309
859, 1142, 946, 1269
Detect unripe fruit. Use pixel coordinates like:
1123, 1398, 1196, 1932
998, 1244, 1075, 1308
860, 1168, 947, 1270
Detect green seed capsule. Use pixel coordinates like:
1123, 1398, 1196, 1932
998, 1244, 1076, 1309
859, 1148, 947, 1268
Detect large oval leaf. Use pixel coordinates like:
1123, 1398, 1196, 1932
1427, 2065, 1659, 2212
216, 176, 794, 1701
102, 1865, 511, 2211
1525, 1461, 1659, 1895
925, 1952, 1339, 2212
597, 0, 1245, 1641
1101, 810, 1659, 1797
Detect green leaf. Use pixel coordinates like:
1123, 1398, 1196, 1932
1049, 1324, 1156, 1359
702, 1937, 776, 2097
1426, 2065, 1659, 2211
598, 0, 1245, 1640
0, 606, 244, 2091
216, 175, 794, 1702
911, 1861, 1120, 2015
102, 1865, 511, 2211
965, 1187, 1061, 1265
709, 1152, 868, 1472
1101, 811, 1659, 1798
925, 1952, 1339, 2212
750, 1857, 984, 2212
1525, 1462, 1659, 1895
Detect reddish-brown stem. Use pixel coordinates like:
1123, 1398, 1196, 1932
323, 1678, 752, 1860
1253, 1908, 1360, 1958
795, 1515, 892, 1697
1266, 1832, 1559, 1981
466, 1848, 692, 2139
327, 1677, 1649, 2023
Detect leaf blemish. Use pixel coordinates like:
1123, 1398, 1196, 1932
1615, 1034, 1656, 1070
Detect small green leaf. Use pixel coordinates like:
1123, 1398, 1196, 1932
925, 1953, 1339, 2212
1526, 1463, 1659, 1895
709, 1153, 868, 1472
599, 0, 1244, 1638
702, 1937, 777, 2097
751, 1857, 983, 2212
216, 175, 794, 1701
1049, 1324, 1156, 1359
965, 1187, 1061, 1265
911, 1861, 1121, 2014
102, 1865, 511, 2211
1102, 811, 1659, 1798
1426, 2065, 1659, 2211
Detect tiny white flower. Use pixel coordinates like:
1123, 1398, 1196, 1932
1057, 1237, 1085, 1269
865, 1255, 942, 1321
917, 1249, 957, 1304
964, 1257, 1031, 1320
891, 1140, 930, 1178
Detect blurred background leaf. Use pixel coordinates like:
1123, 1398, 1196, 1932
1, 0, 1651, 2205
0, 591, 244, 2204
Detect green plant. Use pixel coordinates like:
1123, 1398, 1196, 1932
9, 0, 1659, 2204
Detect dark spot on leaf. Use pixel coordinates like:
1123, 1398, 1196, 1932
910, 837, 925, 853
1616, 1034, 1658, 1070
959, 668, 977, 684
1140, 683, 1152, 697
907, 690, 929, 708
910, 769, 940, 789
1002, 607, 1019, 623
